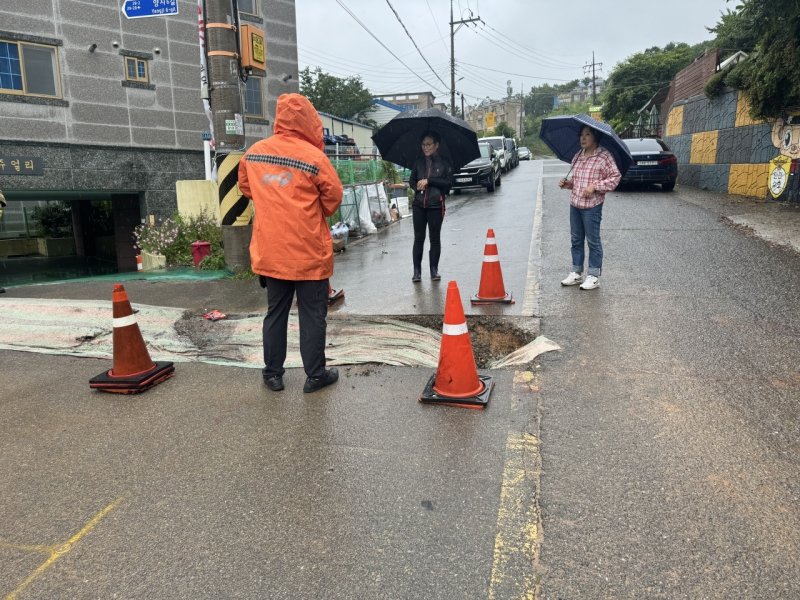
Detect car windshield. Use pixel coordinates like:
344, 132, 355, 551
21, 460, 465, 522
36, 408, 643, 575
624, 138, 668, 152
479, 144, 492, 158
483, 138, 503, 151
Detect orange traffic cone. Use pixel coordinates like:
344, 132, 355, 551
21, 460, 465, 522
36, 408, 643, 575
89, 284, 174, 394
136, 255, 143, 271
420, 281, 493, 408
471, 228, 514, 305
328, 282, 344, 306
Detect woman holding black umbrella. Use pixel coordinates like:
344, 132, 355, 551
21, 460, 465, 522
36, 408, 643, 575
408, 131, 453, 282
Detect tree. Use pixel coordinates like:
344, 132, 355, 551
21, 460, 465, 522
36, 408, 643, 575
706, 6, 760, 57
714, 0, 800, 119
602, 42, 709, 130
523, 80, 578, 119
494, 121, 516, 139
299, 67, 376, 123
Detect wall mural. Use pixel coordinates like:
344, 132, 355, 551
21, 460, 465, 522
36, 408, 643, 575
769, 116, 800, 201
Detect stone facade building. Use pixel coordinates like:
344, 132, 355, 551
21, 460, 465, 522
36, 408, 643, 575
0, 0, 299, 273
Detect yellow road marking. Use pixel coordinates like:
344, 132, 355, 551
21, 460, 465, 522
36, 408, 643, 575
3, 497, 123, 600
488, 371, 543, 600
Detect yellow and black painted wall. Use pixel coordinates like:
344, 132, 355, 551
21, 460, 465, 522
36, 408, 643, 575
663, 90, 800, 202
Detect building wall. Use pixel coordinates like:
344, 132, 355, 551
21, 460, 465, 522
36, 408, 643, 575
370, 103, 402, 128
373, 92, 434, 111
0, 0, 299, 218
318, 113, 374, 148
466, 98, 523, 137
663, 89, 796, 201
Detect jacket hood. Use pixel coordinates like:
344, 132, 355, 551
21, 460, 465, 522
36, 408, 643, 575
273, 93, 323, 150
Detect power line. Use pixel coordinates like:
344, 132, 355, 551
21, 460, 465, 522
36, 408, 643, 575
459, 60, 576, 82
425, 0, 449, 55
333, 0, 447, 96
384, 0, 450, 91
480, 22, 583, 69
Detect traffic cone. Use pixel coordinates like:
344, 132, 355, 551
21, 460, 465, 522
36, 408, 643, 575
420, 281, 493, 409
471, 228, 514, 305
90, 284, 174, 394
136, 255, 143, 271
328, 282, 344, 306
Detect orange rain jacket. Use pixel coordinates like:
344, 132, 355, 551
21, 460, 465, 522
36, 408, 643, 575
238, 93, 343, 280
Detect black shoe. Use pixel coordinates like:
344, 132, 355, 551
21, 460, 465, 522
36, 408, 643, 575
263, 374, 284, 391
303, 368, 339, 393
430, 268, 441, 281
412, 270, 421, 283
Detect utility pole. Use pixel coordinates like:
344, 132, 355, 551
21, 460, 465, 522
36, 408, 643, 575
450, 0, 481, 116
203, 0, 251, 269
583, 51, 602, 105
205, 0, 245, 154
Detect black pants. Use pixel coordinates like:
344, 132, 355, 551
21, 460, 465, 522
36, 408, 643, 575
262, 277, 328, 379
412, 204, 444, 274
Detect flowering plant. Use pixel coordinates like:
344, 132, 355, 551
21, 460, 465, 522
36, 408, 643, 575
133, 210, 225, 268
133, 217, 181, 256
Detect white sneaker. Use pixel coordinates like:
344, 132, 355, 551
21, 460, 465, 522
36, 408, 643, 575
561, 272, 583, 286
579, 275, 599, 290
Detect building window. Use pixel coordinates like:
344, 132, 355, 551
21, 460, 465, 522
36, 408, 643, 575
125, 57, 149, 83
244, 76, 263, 116
238, 0, 258, 16
0, 40, 60, 97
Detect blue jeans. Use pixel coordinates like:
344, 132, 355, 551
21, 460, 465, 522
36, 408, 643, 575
570, 203, 603, 277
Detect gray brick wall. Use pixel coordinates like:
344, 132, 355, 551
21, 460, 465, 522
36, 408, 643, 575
0, 0, 299, 216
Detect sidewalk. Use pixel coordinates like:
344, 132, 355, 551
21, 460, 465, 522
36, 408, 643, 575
668, 185, 800, 254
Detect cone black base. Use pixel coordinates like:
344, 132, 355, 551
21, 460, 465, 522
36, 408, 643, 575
328, 288, 345, 305
90, 361, 175, 394
470, 292, 514, 305
419, 373, 494, 409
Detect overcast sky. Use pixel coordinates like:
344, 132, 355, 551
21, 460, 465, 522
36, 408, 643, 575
294, 0, 733, 106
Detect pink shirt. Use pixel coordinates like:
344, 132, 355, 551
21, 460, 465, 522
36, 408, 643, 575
569, 147, 621, 209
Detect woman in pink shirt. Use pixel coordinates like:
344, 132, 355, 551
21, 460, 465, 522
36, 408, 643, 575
558, 125, 621, 290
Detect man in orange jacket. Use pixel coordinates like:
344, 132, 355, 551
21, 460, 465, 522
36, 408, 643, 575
238, 93, 343, 393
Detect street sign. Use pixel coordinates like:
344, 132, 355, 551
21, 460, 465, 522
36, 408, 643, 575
122, 0, 178, 20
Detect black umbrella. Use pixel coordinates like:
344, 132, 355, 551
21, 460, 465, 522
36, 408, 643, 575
539, 113, 634, 176
372, 108, 480, 171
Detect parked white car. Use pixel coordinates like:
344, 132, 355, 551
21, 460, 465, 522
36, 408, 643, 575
479, 136, 509, 172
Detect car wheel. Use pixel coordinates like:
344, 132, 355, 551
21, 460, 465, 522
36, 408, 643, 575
662, 181, 675, 192
453, 189, 462, 195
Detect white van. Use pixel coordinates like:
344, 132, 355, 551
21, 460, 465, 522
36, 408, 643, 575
479, 136, 509, 172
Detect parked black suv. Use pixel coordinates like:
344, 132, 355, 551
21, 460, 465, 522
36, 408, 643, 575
451, 142, 502, 193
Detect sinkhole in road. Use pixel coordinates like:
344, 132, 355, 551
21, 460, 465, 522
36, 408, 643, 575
395, 314, 538, 368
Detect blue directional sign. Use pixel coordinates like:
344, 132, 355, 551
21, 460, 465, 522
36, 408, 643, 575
122, 0, 178, 20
